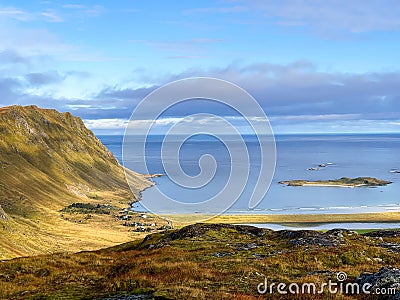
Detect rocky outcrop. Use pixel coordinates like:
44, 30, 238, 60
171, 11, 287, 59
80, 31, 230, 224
141, 223, 271, 249
142, 224, 356, 250
356, 267, 400, 299
163, 223, 269, 241
279, 228, 351, 247
381, 243, 400, 253
0, 205, 6, 220
362, 230, 400, 238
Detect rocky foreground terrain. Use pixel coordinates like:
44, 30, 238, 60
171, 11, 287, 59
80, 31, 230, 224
1, 223, 399, 299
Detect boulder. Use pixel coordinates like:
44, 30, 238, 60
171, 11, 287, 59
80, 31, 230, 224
0, 205, 7, 220
356, 267, 400, 299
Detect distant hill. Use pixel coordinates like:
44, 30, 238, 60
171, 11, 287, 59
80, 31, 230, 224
279, 177, 392, 187
0, 105, 151, 259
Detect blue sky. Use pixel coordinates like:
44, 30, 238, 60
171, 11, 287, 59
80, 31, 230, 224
1, 0, 400, 134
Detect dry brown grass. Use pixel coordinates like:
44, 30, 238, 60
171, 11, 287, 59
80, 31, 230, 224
0, 223, 399, 299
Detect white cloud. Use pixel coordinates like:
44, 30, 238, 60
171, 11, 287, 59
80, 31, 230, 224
86, 114, 400, 135
40, 10, 63, 23
128, 38, 224, 56
269, 113, 363, 122
0, 23, 73, 57
183, 6, 248, 14
84, 118, 129, 130
61, 4, 105, 17
124, 115, 272, 135
239, 0, 400, 34
0, 6, 31, 21
62, 4, 86, 9
0, 6, 63, 23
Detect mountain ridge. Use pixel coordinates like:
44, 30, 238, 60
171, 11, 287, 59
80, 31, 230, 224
0, 105, 151, 259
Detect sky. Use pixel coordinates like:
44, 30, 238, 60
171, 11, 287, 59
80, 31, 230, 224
0, 0, 400, 134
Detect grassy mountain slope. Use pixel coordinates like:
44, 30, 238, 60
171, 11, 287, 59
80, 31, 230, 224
0, 105, 151, 259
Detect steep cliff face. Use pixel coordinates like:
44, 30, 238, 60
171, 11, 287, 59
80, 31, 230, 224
0, 105, 151, 259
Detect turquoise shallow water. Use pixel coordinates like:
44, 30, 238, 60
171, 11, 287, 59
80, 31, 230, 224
99, 134, 400, 215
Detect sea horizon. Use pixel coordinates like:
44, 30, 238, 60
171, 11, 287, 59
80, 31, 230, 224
98, 132, 400, 217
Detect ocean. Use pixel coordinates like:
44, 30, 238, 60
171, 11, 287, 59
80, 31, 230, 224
98, 134, 400, 215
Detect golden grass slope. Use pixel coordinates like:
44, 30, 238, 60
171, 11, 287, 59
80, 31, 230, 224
1, 223, 400, 299
0, 105, 151, 259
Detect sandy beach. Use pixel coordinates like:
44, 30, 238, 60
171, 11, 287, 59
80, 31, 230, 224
159, 211, 400, 226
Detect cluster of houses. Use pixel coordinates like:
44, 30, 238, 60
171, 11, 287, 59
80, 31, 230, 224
115, 208, 148, 221
115, 209, 160, 232
114, 208, 173, 232
124, 222, 156, 232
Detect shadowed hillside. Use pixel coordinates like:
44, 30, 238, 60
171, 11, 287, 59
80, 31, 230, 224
0, 105, 151, 259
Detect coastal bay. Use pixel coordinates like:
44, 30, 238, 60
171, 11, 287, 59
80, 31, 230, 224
107, 134, 400, 215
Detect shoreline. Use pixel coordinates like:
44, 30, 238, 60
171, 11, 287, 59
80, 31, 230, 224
279, 177, 392, 187
291, 183, 366, 188
158, 211, 400, 225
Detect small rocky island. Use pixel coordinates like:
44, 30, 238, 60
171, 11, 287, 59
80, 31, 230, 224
279, 177, 392, 187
